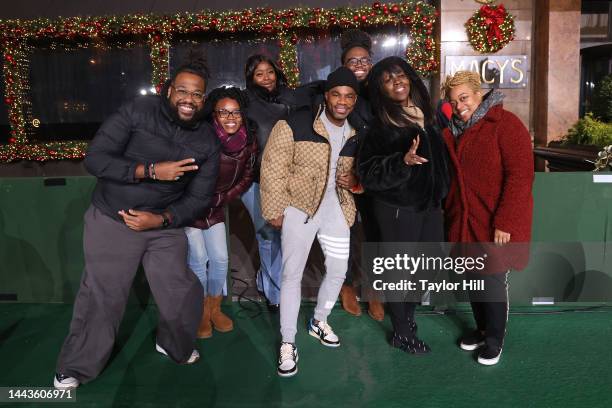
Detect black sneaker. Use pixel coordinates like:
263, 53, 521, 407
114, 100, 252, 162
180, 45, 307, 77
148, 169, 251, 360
459, 330, 486, 351
391, 332, 431, 355
277, 342, 299, 377
477, 346, 502, 365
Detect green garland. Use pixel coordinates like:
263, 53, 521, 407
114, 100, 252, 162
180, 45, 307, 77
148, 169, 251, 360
0, 1, 439, 162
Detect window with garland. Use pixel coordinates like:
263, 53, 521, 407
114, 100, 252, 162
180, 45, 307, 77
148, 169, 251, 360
28, 45, 152, 142
23, 28, 423, 144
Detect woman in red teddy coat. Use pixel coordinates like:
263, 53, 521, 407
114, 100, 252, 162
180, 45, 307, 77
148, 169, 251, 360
442, 71, 534, 366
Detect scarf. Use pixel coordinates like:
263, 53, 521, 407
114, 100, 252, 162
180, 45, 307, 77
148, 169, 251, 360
403, 104, 425, 129
214, 118, 248, 154
449, 90, 505, 138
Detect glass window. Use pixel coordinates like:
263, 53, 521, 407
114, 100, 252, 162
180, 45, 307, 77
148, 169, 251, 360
297, 26, 413, 84
28, 46, 152, 142
170, 34, 280, 91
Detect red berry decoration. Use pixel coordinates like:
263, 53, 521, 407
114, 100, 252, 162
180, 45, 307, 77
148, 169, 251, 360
391, 5, 400, 14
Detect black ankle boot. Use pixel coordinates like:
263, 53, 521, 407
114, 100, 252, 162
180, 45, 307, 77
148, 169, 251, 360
391, 332, 431, 355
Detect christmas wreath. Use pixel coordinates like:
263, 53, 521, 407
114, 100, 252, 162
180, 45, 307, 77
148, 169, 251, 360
465, 3, 515, 53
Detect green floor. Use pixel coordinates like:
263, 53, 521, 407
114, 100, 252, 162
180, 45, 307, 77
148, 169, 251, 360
1, 302, 611, 408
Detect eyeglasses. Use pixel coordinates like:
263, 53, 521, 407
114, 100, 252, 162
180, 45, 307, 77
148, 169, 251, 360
215, 109, 242, 119
171, 86, 204, 102
346, 57, 372, 67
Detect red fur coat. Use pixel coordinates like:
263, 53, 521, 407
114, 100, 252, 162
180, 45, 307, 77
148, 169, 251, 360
443, 104, 534, 269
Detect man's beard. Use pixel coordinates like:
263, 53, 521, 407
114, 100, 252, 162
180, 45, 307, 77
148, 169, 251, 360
165, 98, 205, 128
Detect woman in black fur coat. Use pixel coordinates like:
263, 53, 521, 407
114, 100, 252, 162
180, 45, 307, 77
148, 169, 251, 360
358, 56, 449, 355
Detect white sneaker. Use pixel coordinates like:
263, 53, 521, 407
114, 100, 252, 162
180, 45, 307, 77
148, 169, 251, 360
277, 342, 298, 377
53, 373, 79, 390
307, 318, 340, 347
155, 343, 200, 364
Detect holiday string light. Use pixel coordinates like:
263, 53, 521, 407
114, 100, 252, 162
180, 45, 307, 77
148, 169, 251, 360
0, 1, 438, 162
277, 31, 299, 88
148, 33, 171, 93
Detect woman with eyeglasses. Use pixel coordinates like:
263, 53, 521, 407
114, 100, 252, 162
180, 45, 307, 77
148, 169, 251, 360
242, 54, 297, 312
358, 56, 450, 355
185, 86, 257, 338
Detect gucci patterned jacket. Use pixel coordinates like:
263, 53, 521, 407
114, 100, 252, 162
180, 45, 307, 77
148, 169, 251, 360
260, 104, 361, 227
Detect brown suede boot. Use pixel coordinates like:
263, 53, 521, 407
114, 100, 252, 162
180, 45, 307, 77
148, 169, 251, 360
210, 295, 234, 332
340, 284, 361, 316
367, 298, 385, 321
197, 297, 213, 339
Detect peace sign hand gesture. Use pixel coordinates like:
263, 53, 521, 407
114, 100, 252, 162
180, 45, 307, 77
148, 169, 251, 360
403, 135, 428, 166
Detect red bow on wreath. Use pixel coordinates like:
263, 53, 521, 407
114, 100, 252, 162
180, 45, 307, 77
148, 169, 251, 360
480, 4, 506, 45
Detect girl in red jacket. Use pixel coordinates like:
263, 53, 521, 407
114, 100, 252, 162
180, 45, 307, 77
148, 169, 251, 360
185, 87, 257, 339
442, 71, 534, 365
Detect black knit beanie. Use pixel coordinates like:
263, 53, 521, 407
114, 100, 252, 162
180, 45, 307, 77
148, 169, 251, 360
325, 66, 359, 93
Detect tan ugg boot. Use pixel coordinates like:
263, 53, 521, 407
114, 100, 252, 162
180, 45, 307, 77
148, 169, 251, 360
197, 297, 213, 339
367, 298, 385, 321
340, 284, 361, 316
210, 295, 234, 332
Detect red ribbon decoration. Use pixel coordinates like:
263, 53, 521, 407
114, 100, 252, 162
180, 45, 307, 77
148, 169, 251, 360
479, 4, 506, 45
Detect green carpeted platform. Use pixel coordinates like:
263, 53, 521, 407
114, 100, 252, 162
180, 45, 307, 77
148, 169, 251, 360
1, 303, 611, 408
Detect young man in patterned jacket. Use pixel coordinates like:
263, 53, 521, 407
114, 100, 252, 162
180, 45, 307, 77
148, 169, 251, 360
260, 67, 362, 377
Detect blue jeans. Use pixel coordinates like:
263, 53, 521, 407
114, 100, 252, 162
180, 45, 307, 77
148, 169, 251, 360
241, 182, 282, 305
185, 223, 229, 296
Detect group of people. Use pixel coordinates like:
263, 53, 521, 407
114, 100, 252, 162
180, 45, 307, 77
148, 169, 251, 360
52, 29, 534, 389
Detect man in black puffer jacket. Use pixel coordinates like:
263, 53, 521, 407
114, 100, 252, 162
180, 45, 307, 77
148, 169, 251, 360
53, 56, 220, 390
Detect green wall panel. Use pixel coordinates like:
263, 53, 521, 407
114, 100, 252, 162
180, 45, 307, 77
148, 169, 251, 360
1, 173, 611, 303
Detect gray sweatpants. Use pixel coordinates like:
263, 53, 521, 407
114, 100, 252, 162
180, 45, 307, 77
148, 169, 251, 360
56, 205, 203, 383
280, 193, 350, 343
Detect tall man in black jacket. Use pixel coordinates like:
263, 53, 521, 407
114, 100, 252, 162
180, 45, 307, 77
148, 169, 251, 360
53, 57, 220, 390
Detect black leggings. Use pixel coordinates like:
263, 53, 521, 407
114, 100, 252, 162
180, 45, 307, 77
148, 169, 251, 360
371, 200, 444, 337
467, 271, 509, 349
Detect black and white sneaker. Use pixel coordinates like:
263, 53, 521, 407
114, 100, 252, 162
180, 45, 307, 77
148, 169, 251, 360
53, 373, 79, 390
477, 346, 502, 365
307, 318, 340, 347
277, 342, 298, 377
459, 330, 486, 351
156, 343, 200, 364
391, 332, 431, 355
